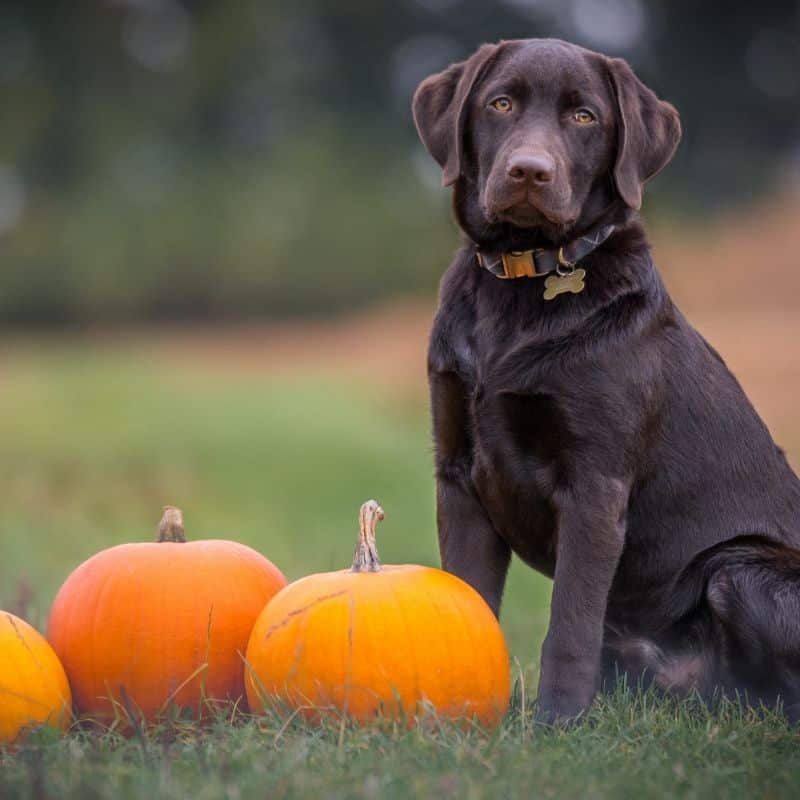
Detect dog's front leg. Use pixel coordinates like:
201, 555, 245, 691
431, 370, 511, 617
537, 477, 628, 723
437, 470, 511, 618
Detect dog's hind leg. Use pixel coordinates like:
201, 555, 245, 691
703, 543, 800, 719
605, 539, 800, 720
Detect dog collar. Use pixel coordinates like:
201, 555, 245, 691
475, 223, 616, 299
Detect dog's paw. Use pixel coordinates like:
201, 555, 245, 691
534, 690, 591, 727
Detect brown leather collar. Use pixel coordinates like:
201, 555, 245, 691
475, 223, 616, 280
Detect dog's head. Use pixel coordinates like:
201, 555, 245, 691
412, 39, 681, 246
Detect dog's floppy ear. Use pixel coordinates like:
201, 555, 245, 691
605, 57, 681, 210
412, 43, 503, 186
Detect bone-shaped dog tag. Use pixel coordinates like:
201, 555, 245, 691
543, 268, 586, 301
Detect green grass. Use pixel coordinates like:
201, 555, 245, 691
3, 691, 800, 800
1, 342, 798, 799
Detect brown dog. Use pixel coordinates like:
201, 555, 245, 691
413, 39, 800, 723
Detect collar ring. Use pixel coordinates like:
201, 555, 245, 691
556, 247, 576, 276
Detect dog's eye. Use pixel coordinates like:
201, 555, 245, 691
489, 97, 513, 113
573, 108, 596, 125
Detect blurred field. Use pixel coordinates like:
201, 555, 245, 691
2, 195, 800, 797
0, 314, 551, 670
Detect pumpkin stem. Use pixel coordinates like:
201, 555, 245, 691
158, 506, 186, 543
351, 500, 384, 572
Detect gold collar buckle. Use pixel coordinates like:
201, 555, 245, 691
500, 249, 542, 279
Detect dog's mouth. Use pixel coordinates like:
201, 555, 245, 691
494, 202, 550, 227
484, 195, 575, 230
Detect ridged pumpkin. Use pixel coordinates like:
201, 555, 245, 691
245, 501, 510, 727
0, 611, 72, 742
47, 507, 287, 723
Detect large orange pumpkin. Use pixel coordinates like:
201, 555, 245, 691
245, 501, 510, 727
0, 611, 72, 742
48, 507, 287, 723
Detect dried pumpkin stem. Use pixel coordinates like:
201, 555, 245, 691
158, 506, 186, 543
351, 500, 384, 572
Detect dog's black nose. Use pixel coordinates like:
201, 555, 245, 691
507, 153, 555, 185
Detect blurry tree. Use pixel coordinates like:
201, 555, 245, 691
0, 0, 798, 324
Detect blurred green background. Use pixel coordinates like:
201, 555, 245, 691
1, 0, 800, 676
0, 0, 799, 324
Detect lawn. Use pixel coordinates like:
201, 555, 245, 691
2, 331, 799, 799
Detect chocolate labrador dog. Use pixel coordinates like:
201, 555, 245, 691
413, 38, 800, 723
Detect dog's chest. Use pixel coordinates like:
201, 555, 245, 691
456, 323, 565, 574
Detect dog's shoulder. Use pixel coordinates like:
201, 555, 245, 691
428, 248, 479, 376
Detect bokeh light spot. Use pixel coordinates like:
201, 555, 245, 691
746, 29, 800, 98
122, 0, 191, 72
570, 0, 645, 51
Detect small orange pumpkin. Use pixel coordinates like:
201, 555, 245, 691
0, 611, 72, 742
48, 507, 287, 723
245, 501, 510, 727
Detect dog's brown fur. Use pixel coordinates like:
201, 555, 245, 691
413, 39, 800, 723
